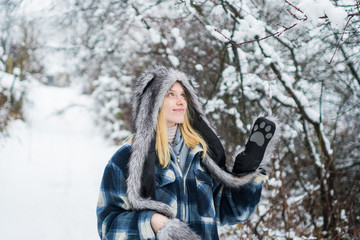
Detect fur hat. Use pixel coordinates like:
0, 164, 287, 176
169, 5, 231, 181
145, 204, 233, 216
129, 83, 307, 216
127, 65, 263, 219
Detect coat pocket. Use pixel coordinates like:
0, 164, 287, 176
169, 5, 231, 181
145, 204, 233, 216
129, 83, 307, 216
155, 169, 177, 209
156, 169, 176, 187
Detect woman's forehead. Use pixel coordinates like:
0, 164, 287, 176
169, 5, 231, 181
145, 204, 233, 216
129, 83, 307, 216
169, 82, 185, 91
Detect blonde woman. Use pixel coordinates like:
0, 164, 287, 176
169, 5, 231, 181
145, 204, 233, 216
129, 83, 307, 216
97, 65, 278, 240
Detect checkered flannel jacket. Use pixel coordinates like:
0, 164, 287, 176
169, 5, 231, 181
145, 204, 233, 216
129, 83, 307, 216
97, 144, 263, 240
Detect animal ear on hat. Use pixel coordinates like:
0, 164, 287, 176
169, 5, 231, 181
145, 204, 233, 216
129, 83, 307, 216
140, 73, 156, 97
132, 71, 157, 132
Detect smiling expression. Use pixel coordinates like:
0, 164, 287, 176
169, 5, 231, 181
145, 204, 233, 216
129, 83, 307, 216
163, 82, 187, 127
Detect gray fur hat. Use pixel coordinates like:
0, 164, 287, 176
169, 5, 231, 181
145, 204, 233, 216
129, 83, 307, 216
127, 65, 264, 220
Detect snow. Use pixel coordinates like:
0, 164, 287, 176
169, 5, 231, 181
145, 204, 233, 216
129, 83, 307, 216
0, 78, 118, 240
171, 28, 186, 50
149, 28, 161, 44
210, 4, 227, 16
233, 15, 267, 42
195, 64, 204, 71
0, 72, 28, 129
320, 123, 333, 155
220, 66, 239, 95
206, 25, 229, 42
204, 98, 226, 114
288, 185, 319, 205
168, 55, 180, 67
0, 71, 28, 95
268, 177, 282, 187
298, 0, 348, 30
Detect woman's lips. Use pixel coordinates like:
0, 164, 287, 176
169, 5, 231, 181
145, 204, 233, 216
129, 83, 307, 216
173, 109, 185, 113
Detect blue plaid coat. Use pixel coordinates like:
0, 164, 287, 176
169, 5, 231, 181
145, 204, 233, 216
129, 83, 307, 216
97, 144, 264, 240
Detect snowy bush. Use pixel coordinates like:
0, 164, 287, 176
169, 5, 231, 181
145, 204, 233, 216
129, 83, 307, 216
92, 75, 132, 143
0, 71, 27, 133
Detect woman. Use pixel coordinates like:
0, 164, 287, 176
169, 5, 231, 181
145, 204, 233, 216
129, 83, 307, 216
97, 65, 277, 239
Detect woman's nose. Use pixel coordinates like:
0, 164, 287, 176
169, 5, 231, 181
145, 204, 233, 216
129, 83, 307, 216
176, 96, 184, 105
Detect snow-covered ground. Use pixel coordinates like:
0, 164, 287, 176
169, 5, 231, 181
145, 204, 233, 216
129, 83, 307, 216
0, 78, 118, 239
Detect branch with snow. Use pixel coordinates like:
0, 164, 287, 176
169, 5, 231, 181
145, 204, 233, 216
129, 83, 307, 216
213, 0, 359, 63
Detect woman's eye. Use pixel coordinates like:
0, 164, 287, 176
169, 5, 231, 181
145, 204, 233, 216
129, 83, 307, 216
167, 92, 174, 97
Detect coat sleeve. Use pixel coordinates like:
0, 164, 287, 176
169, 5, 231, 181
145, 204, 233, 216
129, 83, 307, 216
96, 147, 156, 240
213, 176, 264, 226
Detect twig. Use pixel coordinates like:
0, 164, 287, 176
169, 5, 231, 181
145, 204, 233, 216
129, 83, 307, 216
213, 28, 234, 44
214, 0, 308, 47
286, 9, 302, 21
328, 15, 354, 64
214, 20, 300, 47
332, 102, 360, 120
284, 0, 307, 21
284, 0, 304, 14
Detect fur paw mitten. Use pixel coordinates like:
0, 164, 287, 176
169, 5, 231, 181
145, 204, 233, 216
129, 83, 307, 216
232, 117, 276, 175
156, 218, 202, 240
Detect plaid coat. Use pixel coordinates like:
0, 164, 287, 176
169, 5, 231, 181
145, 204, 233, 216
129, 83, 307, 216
97, 144, 264, 240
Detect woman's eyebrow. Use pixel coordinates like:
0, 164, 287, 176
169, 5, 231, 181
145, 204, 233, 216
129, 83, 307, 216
168, 89, 183, 92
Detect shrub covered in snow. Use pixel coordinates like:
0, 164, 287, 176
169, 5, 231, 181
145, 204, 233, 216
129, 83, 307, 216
0, 71, 27, 132
92, 75, 132, 143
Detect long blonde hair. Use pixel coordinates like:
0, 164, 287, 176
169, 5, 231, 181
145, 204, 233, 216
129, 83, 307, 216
156, 103, 208, 168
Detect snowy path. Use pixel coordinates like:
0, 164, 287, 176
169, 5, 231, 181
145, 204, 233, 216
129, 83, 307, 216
0, 80, 118, 239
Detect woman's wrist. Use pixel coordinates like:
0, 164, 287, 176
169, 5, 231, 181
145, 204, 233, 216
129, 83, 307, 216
150, 213, 169, 233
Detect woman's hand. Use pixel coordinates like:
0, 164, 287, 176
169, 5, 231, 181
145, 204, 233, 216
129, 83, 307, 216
233, 117, 276, 174
151, 213, 169, 233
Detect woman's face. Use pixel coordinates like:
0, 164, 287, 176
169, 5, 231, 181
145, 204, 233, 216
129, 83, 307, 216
163, 82, 187, 127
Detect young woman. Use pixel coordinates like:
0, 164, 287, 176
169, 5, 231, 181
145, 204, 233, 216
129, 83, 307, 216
97, 65, 277, 240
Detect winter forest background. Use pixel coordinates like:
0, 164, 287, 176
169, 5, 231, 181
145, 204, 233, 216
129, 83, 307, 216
1, 0, 359, 239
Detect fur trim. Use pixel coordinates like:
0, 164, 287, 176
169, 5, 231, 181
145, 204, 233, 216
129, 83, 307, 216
128, 65, 272, 217
128, 65, 205, 217
157, 218, 202, 240
126, 132, 175, 217
253, 172, 268, 183
203, 155, 264, 188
